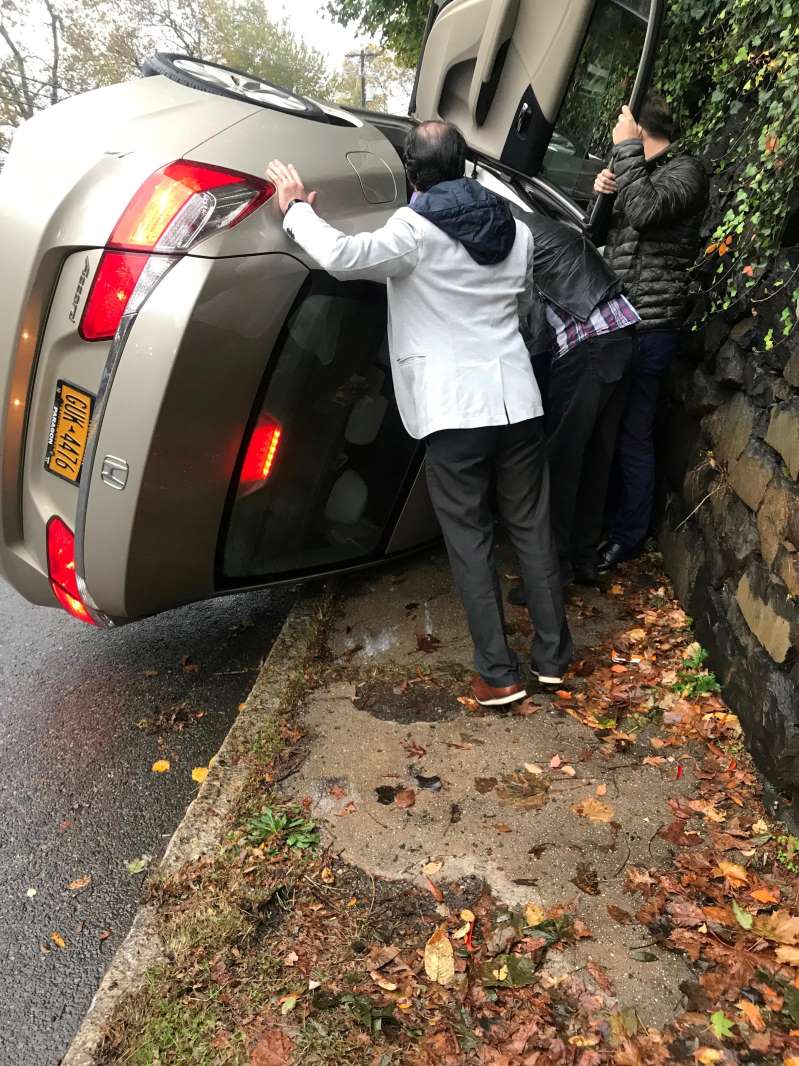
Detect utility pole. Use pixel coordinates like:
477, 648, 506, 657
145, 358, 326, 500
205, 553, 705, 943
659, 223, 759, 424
346, 48, 379, 109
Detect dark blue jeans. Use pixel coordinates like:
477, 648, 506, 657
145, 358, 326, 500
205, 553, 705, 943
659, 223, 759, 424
611, 329, 680, 552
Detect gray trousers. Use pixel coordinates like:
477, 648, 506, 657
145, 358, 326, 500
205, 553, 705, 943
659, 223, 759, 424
425, 418, 572, 687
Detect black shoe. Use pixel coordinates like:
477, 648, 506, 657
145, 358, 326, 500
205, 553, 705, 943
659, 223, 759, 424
507, 582, 527, 606
572, 562, 599, 586
597, 541, 630, 573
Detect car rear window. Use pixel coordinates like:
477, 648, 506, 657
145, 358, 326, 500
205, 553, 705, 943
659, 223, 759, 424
219, 273, 420, 585
540, 0, 648, 209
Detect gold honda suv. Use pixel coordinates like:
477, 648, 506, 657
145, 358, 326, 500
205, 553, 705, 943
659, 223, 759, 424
0, 0, 662, 626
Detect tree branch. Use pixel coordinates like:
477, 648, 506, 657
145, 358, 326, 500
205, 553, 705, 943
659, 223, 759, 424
0, 18, 36, 118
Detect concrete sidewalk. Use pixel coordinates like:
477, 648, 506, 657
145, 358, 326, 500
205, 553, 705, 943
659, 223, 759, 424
285, 544, 694, 1029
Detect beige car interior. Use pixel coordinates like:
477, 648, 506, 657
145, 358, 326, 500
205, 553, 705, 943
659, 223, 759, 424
413, 0, 595, 160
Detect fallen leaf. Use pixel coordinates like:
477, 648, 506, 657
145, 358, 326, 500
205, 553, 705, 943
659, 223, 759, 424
26, 888, 37, 898
422, 861, 442, 876
628, 628, 647, 641
457, 696, 480, 711
777, 945, 799, 966
572, 797, 615, 823
320, 867, 335, 884
68, 876, 91, 892
50, 932, 66, 949
250, 1027, 294, 1061
99, 930, 111, 941
714, 860, 748, 888
523, 763, 543, 775
151, 760, 170, 774
596, 783, 608, 796
481, 953, 537, 987
753, 909, 799, 945
737, 999, 765, 1031
475, 777, 497, 794
394, 789, 415, 809
180, 655, 200, 672
406, 740, 427, 758
561, 765, 577, 777
549, 755, 562, 769
283, 950, 299, 966
370, 970, 398, 991
336, 801, 357, 817
695, 1050, 723, 1064
607, 904, 634, 925
496, 823, 512, 833
751, 818, 770, 834
191, 767, 209, 784
710, 1010, 734, 1039
732, 899, 753, 930
425, 877, 444, 903
751, 886, 780, 904
424, 926, 455, 986
460, 908, 475, 923
569, 1035, 600, 1047
125, 854, 152, 876
524, 903, 546, 927
329, 785, 347, 799
280, 995, 298, 1016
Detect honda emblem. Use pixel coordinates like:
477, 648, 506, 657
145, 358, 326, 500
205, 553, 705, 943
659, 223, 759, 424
101, 455, 129, 490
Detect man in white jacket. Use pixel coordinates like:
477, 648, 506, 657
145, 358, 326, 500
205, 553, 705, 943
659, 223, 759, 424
266, 122, 571, 706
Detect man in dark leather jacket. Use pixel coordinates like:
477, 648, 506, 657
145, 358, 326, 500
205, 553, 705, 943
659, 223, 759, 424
592, 93, 708, 570
509, 213, 638, 600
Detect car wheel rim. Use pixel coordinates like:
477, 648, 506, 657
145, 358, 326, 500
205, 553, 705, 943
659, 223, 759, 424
173, 58, 311, 112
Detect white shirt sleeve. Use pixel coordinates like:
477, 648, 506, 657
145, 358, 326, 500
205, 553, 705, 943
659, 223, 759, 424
284, 202, 420, 282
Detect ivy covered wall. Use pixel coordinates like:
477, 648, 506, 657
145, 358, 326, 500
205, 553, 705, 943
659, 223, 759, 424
655, 0, 799, 807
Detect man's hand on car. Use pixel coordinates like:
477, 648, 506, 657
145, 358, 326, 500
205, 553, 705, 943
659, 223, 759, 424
612, 104, 642, 145
594, 168, 618, 195
265, 160, 318, 214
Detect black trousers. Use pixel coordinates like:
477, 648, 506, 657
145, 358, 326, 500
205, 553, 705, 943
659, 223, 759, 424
425, 418, 572, 687
547, 328, 636, 571
610, 329, 680, 551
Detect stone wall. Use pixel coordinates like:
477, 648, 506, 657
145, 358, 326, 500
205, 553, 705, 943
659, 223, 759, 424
658, 277, 799, 813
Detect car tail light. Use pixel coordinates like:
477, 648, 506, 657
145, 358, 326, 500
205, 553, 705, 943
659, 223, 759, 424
239, 421, 283, 494
47, 517, 96, 625
79, 161, 275, 341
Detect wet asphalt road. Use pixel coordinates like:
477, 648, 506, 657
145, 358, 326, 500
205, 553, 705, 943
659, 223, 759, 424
0, 580, 295, 1066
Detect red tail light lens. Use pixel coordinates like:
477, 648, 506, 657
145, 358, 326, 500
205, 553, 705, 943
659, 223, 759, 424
241, 422, 283, 484
79, 251, 149, 341
47, 517, 96, 625
79, 161, 275, 341
109, 161, 273, 251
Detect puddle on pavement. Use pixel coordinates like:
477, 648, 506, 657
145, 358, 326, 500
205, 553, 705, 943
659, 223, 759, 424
353, 678, 469, 723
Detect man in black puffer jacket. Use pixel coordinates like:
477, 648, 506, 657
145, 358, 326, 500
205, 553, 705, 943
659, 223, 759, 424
592, 93, 708, 571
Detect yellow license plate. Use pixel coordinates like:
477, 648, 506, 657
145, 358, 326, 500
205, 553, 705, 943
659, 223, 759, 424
44, 381, 94, 484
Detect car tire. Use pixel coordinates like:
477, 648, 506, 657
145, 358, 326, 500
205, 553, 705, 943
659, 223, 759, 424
141, 53, 329, 123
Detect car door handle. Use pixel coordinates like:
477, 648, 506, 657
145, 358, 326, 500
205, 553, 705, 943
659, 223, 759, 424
468, 0, 521, 126
516, 101, 532, 136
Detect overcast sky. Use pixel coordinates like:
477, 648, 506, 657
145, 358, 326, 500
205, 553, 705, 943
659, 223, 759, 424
273, 0, 366, 69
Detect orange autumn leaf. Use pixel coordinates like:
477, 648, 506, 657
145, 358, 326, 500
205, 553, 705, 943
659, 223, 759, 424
785, 1056, 799, 1066
714, 860, 748, 888
776, 945, 799, 967
737, 999, 765, 1032
705, 243, 719, 255
742, 265, 754, 277
572, 797, 615, 823
751, 886, 780, 905
765, 132, 779, 153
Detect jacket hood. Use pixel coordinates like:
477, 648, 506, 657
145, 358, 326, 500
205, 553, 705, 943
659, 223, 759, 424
411, 177, 516, 265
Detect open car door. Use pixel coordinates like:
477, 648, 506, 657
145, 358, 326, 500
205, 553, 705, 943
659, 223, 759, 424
411, 0, 664, 212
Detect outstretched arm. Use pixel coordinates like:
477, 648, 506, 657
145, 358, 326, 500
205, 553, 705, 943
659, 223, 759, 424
266, 159, 420, 282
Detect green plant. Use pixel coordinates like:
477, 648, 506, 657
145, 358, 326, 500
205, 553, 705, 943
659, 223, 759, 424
246, 805, 320, 852
776, 834, 799, 873
658, 0, 799, 339
673, 645, 722, 697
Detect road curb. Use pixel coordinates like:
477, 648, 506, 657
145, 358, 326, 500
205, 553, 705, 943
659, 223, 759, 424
62, 586, 335, 1066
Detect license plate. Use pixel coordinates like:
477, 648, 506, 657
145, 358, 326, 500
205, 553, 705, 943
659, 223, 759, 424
44, 380, 94, 484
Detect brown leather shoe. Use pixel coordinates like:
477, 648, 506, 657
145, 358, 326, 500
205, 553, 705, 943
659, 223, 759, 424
471, 674, 527, 707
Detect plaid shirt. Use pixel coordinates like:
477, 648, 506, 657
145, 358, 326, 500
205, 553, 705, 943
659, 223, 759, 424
545, 294, 640, 358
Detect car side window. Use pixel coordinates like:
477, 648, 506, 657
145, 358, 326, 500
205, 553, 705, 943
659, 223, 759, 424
219, 273, 420, 585
540, 0, 648, 209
